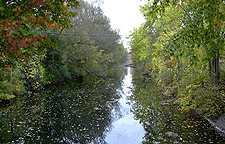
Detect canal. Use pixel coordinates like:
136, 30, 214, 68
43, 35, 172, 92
0, 66, 224, 143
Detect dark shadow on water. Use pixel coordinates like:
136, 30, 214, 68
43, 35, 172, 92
2, 65, 224, 144
130, 78, 225, 144
0, 67, 127, 144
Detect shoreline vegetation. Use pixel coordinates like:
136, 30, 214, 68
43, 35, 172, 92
128, 2, 225, 136
129, 0, 225, 132
0, 0, 127, 106
1, 0, 225, 141
130, 63, 225, 137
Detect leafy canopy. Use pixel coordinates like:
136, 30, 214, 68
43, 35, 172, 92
0, 0, 79, 70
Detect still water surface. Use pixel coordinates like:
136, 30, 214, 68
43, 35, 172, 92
0, 66, 224, 143
105, 67, 145, 143
0, 66, 144, 143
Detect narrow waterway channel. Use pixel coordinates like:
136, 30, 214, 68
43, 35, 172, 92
0, 66, 225, 143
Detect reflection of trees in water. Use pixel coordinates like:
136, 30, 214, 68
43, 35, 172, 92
130, 80, 225, 144
0, 67, 126, 143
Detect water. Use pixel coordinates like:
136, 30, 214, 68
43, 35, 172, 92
0, 66, 224, 143
0, 66, 144, 143
105, 67, 145, 143
130, 74, 225, 143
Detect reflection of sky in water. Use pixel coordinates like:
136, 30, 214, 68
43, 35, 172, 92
1, 67, 224, 143
0, 66, 146, 144
106, 67, 145, 144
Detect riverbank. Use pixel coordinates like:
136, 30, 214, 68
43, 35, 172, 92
204, 113, 225, 137
0, 68, 127, 143
164, 97, 225, 138
137, 70, 225, 140
160, 88, 225, 138
129, 71, 225, 143
160, 96, 225, 138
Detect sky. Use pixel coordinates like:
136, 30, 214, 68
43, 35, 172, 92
86, 0, 149, 47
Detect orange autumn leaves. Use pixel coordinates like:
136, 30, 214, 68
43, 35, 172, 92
0, 20, 47, 54
0, 0, 71, 71
1, 0, 79, 71
46, 22, 60, 30
0, 19, 48, 72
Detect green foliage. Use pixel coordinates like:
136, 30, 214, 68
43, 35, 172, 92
0, 0, 79, 101
20, 54, 46, 91
0, 81, 15, 101
72, 0, 121, 55
0, 0, 125, 102
0, 66, 25, 101
56, 0, 125, 79
0, 0, 79, 69
44, 48, 71, 81
177, 69, 225, 117
63, 39, 108, 77
130, 1, 225, 117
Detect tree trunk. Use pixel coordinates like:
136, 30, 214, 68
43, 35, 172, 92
215, 51, 220, 86
208, 59, 212, 77
177, 58, 181, 82
213, 52, 220, 86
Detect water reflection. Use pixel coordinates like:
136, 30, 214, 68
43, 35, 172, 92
2, 65, 223, 144
0, 68, 126, 143
105, 67, 145, 143
130, 78, 225, 143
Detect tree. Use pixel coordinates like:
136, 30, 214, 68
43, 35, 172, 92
0, 0, 79, 70
56, 0, 125, 79
130, 0, 225, 116
70, 0, 122, 57
147, 0, 225, 85
0, 0, 79, 101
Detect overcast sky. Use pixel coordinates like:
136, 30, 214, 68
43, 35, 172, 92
101, 0, 148, 35
86, 0, 148, 47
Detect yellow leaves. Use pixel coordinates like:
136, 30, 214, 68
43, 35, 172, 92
46, 21, 60, 30
152, 52, 158, 57
198, 70, 202, 74
176, 7, 179, 13
171, 57, 176, 64
3, 93, 15, 100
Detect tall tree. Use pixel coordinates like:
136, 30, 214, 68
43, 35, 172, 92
70, 0, 121, 55
130, 1, 225, 116
147, 0, 225, 85
57, 0, 125, 78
